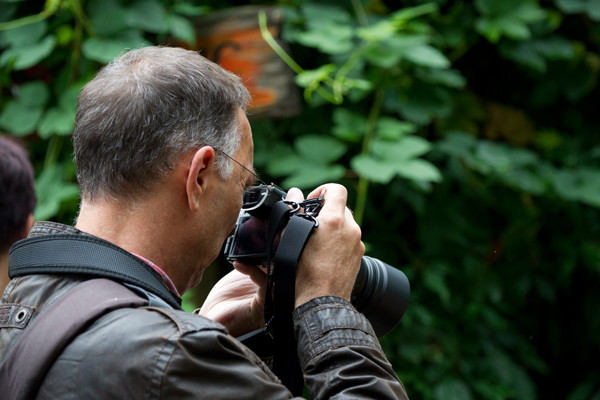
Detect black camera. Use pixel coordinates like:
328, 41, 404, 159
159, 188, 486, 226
224, 185, 410, 337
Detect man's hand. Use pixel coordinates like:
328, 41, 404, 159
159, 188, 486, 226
197, 261, 266, 337
287, 184, 365, 308
199, 183, 363, 332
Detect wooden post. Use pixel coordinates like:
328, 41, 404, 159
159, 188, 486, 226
193, 6, 301, 119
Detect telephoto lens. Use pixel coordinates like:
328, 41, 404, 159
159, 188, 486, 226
351, 256, 410, 337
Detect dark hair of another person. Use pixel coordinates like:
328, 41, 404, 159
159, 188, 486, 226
0, 136, 36, 252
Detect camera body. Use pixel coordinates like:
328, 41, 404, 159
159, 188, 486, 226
224, 185, 410, 337
224, 185, 286, 265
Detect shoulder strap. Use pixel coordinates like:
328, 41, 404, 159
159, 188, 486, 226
9, 234, 182, 309
0, 278, 149, 400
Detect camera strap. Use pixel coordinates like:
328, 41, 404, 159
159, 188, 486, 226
271, 213, 318, 395
240, 199, 319, 395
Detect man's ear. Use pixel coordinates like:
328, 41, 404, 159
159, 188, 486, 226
186, 146, 216, 211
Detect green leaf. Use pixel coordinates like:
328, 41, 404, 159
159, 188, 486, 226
90, 5, 129, 36
357, 20, 396, 42
475, 0, 512, 15
351, 154, 397, 184
552, 168, 600, 207
423, 265, 451, 304
0, 35, 56, 70
295, 135, 347, 163
535, 36, 576, 60
476, 18, 503, 43
37, 108, 75, 138
294, 23, 353, 55
475, 141, 513, 173
500, 41, 547, 72
55, 24, 74, 46
390, 3, 438, 23
353, 153, 441, 184
568, 376, 600, 400
552, 169, 584, 202
295, 64, 336, 89
58, 84, 83, 111
393, 84, 452, 124
300, 3, 351, 29
403, 45, 450, 69
376, 117, 417, 141
488, 350, 536, 399
499, 18, 532, 40
0, 101, 43, 136
373, 136, 432, 160
172, 3, 210, 17
578, 169, 600, 208
181, 291, 197, 313
434, 379, 473, 400
364, 34, 429, 68
555, 0, 589, 14
363, 43, 404, 68
500, 169, 546, 195
83, 33, 151, 64
416, 68, 467, 88
1, 20, 46, 46
19, 81, 50, 107
395, 158, 442, 182
128, 0, 168, 34
169, 14, 196, 46
476, 1, 547, 42
332, 108, 367, 142
266, 151, 304, 177
436, 131, 477, 159
282, 164, 345, 188
34, 164, 80, 220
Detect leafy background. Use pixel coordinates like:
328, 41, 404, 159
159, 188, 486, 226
2, 0, 600, 398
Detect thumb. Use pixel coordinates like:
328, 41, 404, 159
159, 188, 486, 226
286, 187, 304, 203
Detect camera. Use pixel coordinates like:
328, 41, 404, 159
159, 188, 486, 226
224, 185, 410, 337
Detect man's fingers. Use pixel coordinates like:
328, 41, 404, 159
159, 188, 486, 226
286, 187, 304, 203
307, 184, 349, 220
233, 261, 267, 286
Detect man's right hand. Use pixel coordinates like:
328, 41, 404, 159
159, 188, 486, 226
286, 184, 365, 308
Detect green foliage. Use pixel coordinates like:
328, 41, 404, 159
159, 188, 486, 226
0, 0, 200, 222
252, 1, 600, 399
2, 0, 600, 399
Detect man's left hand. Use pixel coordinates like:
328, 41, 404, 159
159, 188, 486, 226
196, 262, 266, 337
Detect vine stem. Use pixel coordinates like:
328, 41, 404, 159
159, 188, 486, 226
350, 0, 369, 27
258, 10, 339, 104
354, 86, 385, 226
44, 135, 62, 170
0, 0, 62, 31
258, 10, 303, 75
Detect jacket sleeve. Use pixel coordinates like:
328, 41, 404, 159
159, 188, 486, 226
294, 296, 408, 399
158, 297, 407, 400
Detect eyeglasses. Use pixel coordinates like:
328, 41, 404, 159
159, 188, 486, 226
212, 147, 286, 207
212, 147, 268, 187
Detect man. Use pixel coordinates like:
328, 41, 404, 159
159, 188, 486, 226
0, 46, 407, 399
0, 136, 35, 293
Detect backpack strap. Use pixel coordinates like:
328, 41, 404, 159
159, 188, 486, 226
0, 278, 148, 400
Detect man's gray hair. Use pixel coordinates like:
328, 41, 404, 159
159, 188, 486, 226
73, 46, 251, 202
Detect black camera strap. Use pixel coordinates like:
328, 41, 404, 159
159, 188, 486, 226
237, 198, 320, 395
271, 214, 318, 395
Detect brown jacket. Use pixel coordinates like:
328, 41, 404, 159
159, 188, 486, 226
0, 222, 408, 399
